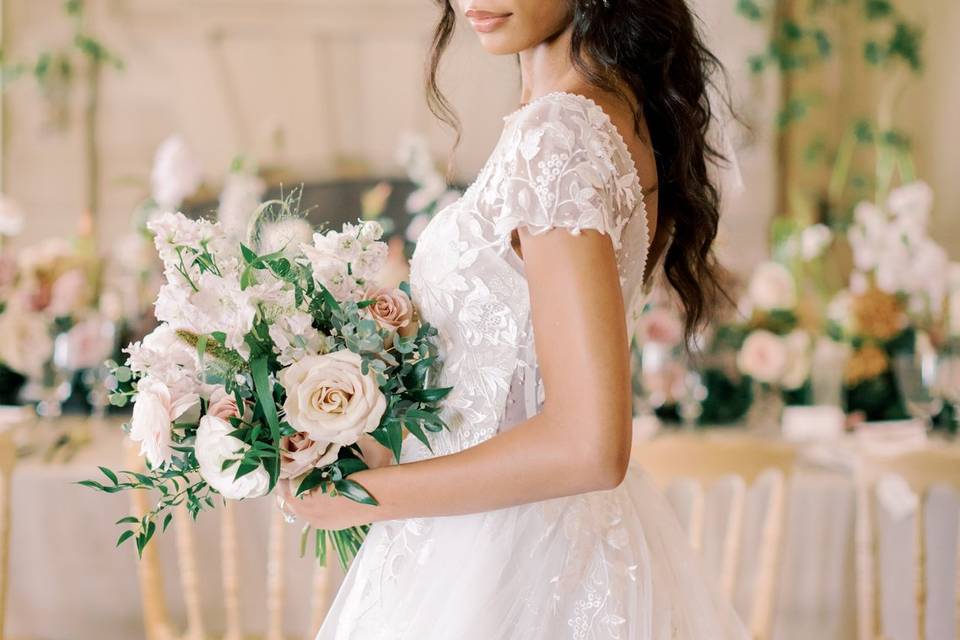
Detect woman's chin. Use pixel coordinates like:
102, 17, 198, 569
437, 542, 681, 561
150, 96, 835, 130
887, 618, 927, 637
475, 33, 524, 56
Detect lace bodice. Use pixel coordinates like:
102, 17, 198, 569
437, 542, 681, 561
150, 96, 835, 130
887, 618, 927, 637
405, 91, 651, 461
318, 91, 752, 640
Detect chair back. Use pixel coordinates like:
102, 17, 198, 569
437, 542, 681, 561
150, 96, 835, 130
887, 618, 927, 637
633, 434, 797, 639
855, 447, 960, 640
0, 429, 15, 639
124, 440, 335, 640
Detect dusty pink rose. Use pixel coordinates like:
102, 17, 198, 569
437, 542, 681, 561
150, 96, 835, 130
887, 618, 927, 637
364, 285, 414, 334
208, 393, 240, 420
279, 432, 341, 480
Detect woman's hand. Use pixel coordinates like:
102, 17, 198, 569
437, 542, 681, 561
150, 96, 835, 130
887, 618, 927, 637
355, 432, 395, 469
278, 475, 379, 531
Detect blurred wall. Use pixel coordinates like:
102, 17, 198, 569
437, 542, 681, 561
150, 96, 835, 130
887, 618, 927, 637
5, 0, 781, 275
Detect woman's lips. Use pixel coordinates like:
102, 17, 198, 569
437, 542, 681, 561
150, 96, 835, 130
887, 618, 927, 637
466, 11, 511, 33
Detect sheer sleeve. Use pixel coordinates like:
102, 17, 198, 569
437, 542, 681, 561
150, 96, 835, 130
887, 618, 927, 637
488, 98, 627, 259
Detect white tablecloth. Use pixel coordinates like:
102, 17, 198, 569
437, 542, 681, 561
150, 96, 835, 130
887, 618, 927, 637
7, 420, 945, 640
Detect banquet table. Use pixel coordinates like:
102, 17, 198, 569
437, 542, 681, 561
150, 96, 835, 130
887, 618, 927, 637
5, 417, 953, 640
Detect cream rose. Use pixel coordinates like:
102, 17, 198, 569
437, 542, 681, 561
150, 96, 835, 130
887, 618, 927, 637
279, 350, 386, 446
279, 432, 341, 480
748, 261, 797, 311
130, 376, 199, 469
363, 286, 414, 345
737, 330, 788, 385
195, 414, 270, 500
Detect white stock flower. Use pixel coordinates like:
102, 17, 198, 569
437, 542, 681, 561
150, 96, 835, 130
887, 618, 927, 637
827, 290, 855, 335
218, 170, 266, 241
195, 414, 270, 500
747, 261, 797, 311
886, 181, 933, 227
0, 194, 25, 237
406, 175, 447, 213
258, 218, 314, 256
154, 271, 256, 358
129, 376, 199, 469
800, 224, 832, 261
124, 324, 201, 397
737, 330, 788, 385
279, 350, 386, 446
151, 135, 203, 211
405, 213, 431, 243
300, 222, 390, 301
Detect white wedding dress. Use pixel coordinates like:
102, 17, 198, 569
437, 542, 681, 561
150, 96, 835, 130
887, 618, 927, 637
316, 91, 749, 639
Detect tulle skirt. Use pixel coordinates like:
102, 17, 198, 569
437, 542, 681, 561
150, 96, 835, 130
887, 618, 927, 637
315, 460, 749, 639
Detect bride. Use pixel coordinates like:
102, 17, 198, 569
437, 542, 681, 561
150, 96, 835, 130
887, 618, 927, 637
281, 0, 748, 638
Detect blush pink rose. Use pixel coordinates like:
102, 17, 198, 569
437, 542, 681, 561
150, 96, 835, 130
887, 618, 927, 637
737, 330, 788, 385
279, 432, 341, 480
363, 285, 414, 344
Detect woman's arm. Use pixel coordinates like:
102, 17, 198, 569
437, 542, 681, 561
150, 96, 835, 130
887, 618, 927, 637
281, 225, 634, 529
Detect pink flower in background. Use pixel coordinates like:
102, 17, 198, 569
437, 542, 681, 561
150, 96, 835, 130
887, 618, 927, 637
637, 307, 683, 347
737, 330, 788, 384
747, 262, 797, 311
47, 268, 91, 318
376, 236, 411, 288
57, 318, 115, 371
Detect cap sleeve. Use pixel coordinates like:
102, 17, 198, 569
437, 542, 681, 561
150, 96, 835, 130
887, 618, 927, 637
489, 96, 625, 258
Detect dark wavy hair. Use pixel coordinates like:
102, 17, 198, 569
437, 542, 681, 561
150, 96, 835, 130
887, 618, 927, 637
425, 0, 733, 342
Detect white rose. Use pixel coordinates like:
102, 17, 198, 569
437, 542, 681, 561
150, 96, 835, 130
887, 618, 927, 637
747, 261, 797, 311
130, 377, 198, 469
0, 302, 53, 378
195, 414, 270, 500
737, 330, 788, 385
279, 350, 386, 446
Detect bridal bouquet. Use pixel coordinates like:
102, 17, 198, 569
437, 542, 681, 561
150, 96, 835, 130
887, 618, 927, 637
82, 196, 451, 567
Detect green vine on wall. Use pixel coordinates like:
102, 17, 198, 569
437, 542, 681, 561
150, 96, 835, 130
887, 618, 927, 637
0, 0, 123, 129
737, 0, 924, 219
